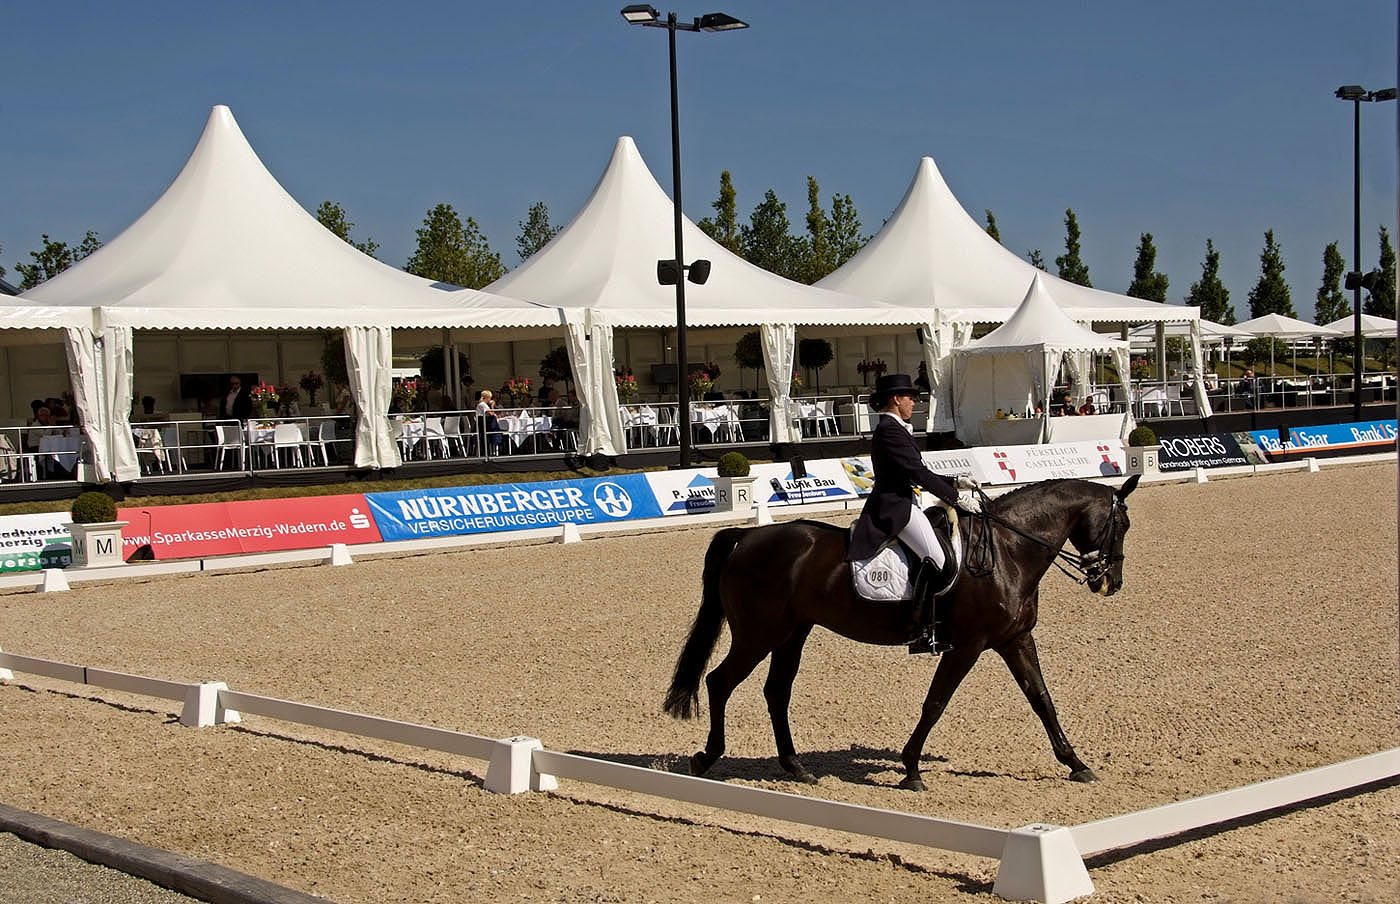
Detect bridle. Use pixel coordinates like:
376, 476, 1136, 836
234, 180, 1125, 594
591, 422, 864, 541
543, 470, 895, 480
963, 487, 1127, 586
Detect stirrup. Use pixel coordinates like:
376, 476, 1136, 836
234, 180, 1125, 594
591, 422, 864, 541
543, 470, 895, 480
907, 625, 952, 656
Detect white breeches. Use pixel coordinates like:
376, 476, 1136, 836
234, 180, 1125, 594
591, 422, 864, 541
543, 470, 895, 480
897, 507, 944, 568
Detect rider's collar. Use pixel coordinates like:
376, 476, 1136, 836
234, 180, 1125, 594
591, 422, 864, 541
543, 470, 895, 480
880, 410, 914, 434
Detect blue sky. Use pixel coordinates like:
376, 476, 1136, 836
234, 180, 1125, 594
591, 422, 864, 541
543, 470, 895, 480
3, 1, 1396, 321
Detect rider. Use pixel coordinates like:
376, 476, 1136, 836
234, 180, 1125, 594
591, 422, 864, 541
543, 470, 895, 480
847, 373, 981, 655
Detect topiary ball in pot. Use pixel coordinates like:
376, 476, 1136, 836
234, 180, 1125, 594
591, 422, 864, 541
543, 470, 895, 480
716, 451, 751, 478
1127, 425, 1158, 447
71, 491, 118, 524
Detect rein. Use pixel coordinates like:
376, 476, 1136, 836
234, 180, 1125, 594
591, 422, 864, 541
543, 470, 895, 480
962, 488, 1124, 585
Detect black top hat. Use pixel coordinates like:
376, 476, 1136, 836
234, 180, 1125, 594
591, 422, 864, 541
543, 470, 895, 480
869, 373, 919, 409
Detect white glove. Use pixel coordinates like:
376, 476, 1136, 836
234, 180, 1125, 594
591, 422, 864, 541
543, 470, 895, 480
956, 490, 982, 514
955, 474, 980, 491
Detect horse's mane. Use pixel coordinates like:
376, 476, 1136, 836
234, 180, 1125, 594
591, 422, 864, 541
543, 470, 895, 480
986, 478, 1080, 512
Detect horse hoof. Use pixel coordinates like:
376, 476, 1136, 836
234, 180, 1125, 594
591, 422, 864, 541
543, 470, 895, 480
794, 769, 818, 785
689, 751, 715, 776
1069, 767, 1098, 783
899, 776, 926, 792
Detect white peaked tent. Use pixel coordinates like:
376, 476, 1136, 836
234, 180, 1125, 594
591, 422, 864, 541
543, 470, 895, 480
1323, 313, 1398, 339
487, 136, 920, 449
816, 156, 1205, 431
953, 275, 1133, 445
1234, 312, 1344, 341
5, 105, 565, 474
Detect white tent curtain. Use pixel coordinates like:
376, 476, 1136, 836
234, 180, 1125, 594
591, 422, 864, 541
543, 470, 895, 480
564, 309, 625, 456
63, 325, 140, 483
1064, 350, 1091, 407
1188, 320, 1214, 417
761, 324, 798, 443
345, 326, 399, 469
927, 319, 972, 432
1111, 346, 1135, 437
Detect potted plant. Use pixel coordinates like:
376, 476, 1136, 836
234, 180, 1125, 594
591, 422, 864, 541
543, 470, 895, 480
65, 490, 128, 568
713, 451, 755, 512
615, 370, 638, 402
1126, 425, 1161, 477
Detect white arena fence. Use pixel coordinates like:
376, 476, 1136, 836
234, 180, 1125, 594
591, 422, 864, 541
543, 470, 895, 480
2, 646, 1395, 904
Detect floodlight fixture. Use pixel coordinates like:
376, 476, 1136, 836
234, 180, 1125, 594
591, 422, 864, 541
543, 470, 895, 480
621, 4, 659, 24
1335, 84, 1367, 100
698, 12, 748, 31
687, 259, 711, 284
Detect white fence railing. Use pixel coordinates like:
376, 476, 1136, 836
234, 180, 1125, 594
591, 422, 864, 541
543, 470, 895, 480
2, 646, 1395, 904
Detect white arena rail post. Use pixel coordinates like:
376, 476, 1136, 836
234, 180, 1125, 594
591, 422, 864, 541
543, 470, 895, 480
484, 736, 558, 794
558, 523, 582, 544
753, 499, 772, 526
180, 681, 241, 727
0, 647, 12, 681
326, 543, 354, 566
992, 824, 1094, 903
40, 569, 70, 593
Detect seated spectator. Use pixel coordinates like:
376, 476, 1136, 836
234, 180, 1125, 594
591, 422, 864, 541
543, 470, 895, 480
1078, 395, 1096, 416
1235, 369, 1257, 408
476, 389, 503, 456
1056, 393, 1077, 416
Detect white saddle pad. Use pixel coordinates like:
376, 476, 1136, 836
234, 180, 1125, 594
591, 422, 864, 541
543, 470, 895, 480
849, 508, 964, 602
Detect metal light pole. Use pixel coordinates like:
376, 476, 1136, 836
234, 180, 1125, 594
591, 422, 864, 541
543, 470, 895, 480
1335, 84, 1397, 420
622, 5, 747, 467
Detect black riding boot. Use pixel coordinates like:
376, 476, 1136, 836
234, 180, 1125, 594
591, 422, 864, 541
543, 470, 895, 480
907, 557, 953, 655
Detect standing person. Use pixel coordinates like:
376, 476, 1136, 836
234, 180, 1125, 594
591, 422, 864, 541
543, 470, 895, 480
847, 373, 980, 654
219, 375, 251, 421
475, 389, 502, 456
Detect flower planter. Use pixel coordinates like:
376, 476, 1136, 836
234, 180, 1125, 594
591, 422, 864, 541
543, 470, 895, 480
713, 476, 756, 513
1125, 444, 1161, 477
65, 520, 129, 568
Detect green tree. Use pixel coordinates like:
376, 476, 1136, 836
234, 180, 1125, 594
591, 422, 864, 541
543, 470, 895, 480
1364, 225, 1396, 319
15, 231, 102, 289
734, 330, 764, 390
1314, 242, 1349, 325
1054, 209, 1091, 287
1185, 238, 1234, 324
515, 201, 560, 263
1126, 233, 1169, 302
984, 209, 1001, 244
740, 189, 803, 280
797, 337, 834, 390
537, 345, 573, 390
696, 170, 741, 254
827, 192, 866, 268
314, 201, 379, 258
1246, 229, 1294, 318
419, 346, 472, 392
405, 203, 504, 289
800, 176, 832, 284
1027, 249, 1047, 270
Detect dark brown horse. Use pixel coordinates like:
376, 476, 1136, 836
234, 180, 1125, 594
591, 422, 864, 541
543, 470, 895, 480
663, 476, 1140, 790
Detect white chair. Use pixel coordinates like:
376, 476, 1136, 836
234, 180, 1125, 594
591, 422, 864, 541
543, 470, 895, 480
272, 423, 305, 468
214, 423, 244, 471
133, 428, 167, 474
423, 417, 448, 459
315, 420, 337, 465
1089, 390, 1111, 414
160, 425, 188, 473
1164, 385, 1190, 416
655, 406, 679, 446
722, 406, 744, 442
442, 416, 466, 457
818, 399, 839, 436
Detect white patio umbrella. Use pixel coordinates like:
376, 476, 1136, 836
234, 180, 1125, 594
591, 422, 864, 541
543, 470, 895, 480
1322, 313, 1398, 339
1234, 313, 1344, 375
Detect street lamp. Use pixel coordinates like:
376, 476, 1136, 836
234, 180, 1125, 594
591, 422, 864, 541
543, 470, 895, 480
621, 4, 748, 467
1334, 84, 1396, 419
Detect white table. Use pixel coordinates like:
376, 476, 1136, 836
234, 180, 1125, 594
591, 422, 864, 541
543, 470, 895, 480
498, 414, 553, 450
39, 432, 81, 475
621, 406, 659, 447
691, 405, 740, 442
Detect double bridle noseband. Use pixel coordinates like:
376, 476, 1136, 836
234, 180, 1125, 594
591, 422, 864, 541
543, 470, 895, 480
963, 488, 1126, 586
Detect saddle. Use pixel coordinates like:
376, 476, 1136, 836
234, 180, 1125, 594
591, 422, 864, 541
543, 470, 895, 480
849, 503, 962, 603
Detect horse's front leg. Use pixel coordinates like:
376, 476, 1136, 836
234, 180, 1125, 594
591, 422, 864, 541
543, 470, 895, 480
995, 632, 1096, 782
900, 647, 980, 791
764, 625, 816, 783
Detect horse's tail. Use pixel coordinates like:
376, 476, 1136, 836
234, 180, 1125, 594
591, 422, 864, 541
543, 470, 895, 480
662, 526, 745, 720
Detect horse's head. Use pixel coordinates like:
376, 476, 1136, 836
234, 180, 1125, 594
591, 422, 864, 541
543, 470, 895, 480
1069, 475, 1139, 596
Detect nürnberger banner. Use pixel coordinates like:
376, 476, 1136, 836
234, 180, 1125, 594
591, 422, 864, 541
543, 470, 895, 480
1155, 434, 1251, 471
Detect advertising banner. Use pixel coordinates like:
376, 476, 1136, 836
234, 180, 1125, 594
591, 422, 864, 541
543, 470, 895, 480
1250, 420, 1397, 459
365, 473, 661, 540
840, 451, 979, 497
117, 494, 382, 559
1156, 434, 1252, 471
972, 441, 1125, 485
753, 460, 858, 508
0, 512, 74, 572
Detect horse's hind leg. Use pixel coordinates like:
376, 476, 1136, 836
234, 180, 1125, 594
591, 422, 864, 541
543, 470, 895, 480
690, 638, 769, 777
764, 625, 816, 784
900, 647, 979, 791
996, 632, 1096, 782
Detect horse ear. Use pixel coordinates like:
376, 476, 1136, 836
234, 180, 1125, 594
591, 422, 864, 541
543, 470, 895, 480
1117, 474, 1141, 500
